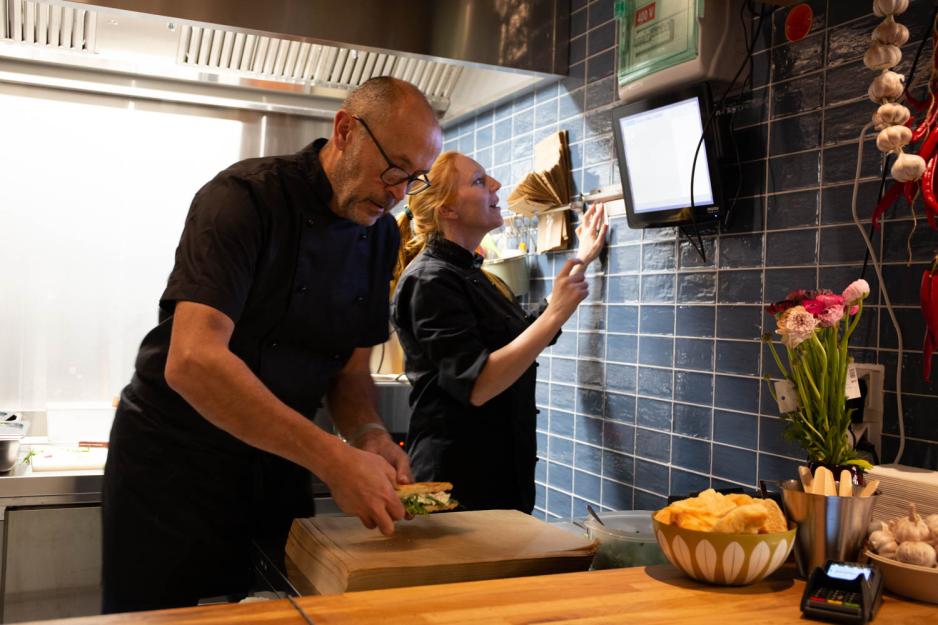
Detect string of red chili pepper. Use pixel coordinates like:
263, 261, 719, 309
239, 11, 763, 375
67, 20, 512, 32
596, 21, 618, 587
921, 255, 938, 382
916, 15, 938, 229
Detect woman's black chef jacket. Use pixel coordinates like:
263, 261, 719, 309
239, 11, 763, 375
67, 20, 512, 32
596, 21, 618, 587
102, 139, 399, 613
391, 237, 553, 514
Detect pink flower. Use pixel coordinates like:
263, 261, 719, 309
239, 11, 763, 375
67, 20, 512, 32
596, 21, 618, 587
786, 289, 810, 303
817, 305, 845, 327
842, 279, 870, 304
802, 298, 826, 316
815, 293, 845, 308
777, 305, 818, 348
803, 293, 847, 326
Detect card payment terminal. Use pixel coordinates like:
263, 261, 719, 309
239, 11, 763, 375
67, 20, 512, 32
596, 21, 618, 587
801, 561, 883, 624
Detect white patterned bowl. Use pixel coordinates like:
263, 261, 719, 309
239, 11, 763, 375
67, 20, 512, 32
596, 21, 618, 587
652, 516, 796, 586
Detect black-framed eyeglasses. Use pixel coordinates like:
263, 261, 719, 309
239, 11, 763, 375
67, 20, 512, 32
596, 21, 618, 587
352, 115, 431, 195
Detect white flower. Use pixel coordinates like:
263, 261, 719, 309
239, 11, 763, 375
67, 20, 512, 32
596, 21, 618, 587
777, 305, 818, 349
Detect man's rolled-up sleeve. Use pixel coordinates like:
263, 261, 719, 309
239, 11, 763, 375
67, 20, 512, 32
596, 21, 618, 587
161, 177, 263, 323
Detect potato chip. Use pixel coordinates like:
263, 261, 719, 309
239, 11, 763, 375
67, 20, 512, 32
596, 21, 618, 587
654, 489, 789, 535
757, 498, 788, 533
726, 493, 755, 507
712, 503, 767, 534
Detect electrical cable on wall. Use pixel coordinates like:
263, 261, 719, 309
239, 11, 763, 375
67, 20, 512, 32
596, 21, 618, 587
857, 0, 938, 463
851, 122, 906, 465
685, 0, 770, 262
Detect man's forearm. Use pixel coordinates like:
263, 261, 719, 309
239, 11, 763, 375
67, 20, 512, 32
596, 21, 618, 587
327, 369, 386, 445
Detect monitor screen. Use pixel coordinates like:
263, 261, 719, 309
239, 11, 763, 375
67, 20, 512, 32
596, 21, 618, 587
618, 96, 714, 213
611, 84, 723, 229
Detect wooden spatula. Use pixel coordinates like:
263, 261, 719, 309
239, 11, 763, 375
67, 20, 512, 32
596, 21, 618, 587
814, 467, 836, 496
798, 465, 814, 494
858, 479, 880, 497
838, 469, 853, 497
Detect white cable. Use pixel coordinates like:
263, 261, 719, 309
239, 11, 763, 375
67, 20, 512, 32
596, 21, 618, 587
850, 121, 905, 465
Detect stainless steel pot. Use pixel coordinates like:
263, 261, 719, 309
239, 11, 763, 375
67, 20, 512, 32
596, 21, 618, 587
0, 419, 28, 473
0, 439, 21, 473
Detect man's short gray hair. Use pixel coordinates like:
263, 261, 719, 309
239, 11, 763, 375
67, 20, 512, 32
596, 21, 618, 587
342, 76, 436, 124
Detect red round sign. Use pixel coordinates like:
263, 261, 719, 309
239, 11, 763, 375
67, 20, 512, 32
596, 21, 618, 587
785, 3, 814, 42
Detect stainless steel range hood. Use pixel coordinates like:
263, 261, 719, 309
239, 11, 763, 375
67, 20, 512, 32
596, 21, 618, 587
0, 0, 569, 124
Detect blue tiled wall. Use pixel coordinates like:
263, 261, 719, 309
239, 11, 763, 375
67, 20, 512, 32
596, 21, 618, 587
442, 0, 938, 520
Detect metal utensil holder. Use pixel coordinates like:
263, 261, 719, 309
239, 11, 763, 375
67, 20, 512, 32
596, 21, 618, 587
779, 479, 879, 577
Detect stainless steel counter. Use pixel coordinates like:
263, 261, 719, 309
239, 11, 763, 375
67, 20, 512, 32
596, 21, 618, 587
0, 463, 103, 519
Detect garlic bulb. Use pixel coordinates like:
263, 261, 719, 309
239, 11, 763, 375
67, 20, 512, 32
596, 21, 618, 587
926, 514, 938, 538
873, 0, 909, 17
869, 527, 897, 553
893, 503, 931, 542
872, 102, 911, 129
879, 540, 899, 559
868, 70, 905, 103
876, 125, 912, 152
895, 541, 937, 567
891, 152, 927, 182
864, 44, 902, 71
873, 17, 910, 46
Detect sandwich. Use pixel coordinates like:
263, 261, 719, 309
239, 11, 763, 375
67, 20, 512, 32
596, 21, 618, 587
396, 482, 458, 515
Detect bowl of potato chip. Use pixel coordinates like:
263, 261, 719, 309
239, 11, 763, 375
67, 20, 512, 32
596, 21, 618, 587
652, 489, 796, 586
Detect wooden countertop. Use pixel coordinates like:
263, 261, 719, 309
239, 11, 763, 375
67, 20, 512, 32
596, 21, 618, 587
25, 564, 935, 625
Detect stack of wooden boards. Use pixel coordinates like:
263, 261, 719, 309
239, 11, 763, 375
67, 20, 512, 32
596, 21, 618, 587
286, 509, 597, 595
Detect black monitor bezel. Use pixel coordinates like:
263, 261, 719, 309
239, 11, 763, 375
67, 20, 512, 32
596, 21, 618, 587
611, 83, 724, 229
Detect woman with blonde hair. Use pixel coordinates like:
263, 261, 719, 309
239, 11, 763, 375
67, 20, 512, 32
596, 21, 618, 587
391, 151, 606, 513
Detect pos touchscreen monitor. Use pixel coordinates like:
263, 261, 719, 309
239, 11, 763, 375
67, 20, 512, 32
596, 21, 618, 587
611, 84, 724, 229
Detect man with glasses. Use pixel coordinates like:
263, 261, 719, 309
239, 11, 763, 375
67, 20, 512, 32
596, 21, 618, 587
102, 77, 442, 613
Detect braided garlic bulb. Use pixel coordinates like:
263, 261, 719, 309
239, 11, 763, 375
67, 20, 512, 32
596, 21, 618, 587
873, 0, 909, 17
872, 102, 911, 130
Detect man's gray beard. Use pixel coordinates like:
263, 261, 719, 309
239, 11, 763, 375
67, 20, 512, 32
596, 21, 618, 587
328, 154, 358, 222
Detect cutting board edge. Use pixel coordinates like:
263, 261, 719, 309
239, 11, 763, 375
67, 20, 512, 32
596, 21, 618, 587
343, 554, 597, 593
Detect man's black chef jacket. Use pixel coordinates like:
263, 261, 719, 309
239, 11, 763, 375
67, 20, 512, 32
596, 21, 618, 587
102, 139, 399, 612
391, 236, 550, 514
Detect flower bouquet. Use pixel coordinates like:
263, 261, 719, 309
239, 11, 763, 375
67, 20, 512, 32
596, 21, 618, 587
762, 280, 873, 471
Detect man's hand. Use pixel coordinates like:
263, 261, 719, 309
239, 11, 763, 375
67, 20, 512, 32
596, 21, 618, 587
356, 429, 413, 484
321, 444, 405, 536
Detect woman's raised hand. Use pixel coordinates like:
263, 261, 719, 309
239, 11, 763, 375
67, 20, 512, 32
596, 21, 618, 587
573, 202, 608, 272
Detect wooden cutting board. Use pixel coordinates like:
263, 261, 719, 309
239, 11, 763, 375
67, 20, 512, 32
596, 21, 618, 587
286, 509, 597, 594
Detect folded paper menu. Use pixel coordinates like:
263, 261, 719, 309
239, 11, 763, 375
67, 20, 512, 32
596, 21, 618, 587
508, 131, 572, 216
536, 211, 569, 253
285, 509, 597, 595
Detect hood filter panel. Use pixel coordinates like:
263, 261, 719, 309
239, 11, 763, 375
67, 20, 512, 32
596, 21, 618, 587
2, 0, 96, 50
176, 24, 460, 104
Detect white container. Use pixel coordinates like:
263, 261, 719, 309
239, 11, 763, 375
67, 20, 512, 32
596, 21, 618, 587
584, 510, 669, 569
482, 252, 530, 297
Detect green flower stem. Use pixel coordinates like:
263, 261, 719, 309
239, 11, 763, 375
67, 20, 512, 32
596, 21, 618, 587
801, 355, 822, 402
765, 338, 789, 378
